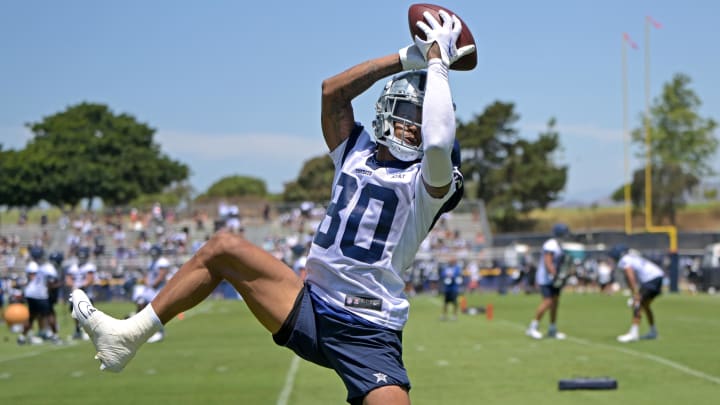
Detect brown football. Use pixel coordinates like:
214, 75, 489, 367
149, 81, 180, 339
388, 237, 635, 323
408, 3, 477, 71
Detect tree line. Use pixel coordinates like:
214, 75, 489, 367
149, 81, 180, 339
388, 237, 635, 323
0, 73, 715, 232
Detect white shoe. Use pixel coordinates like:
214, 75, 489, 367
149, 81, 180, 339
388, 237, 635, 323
617, 332, 639, 343
526, 328, 543, 339
147, 331, 164, 343
29, 335, 44, 345
548, 330, 567, 340
70, 289, 149, 372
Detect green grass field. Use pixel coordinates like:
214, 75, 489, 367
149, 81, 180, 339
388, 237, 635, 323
2, 292, 719, 404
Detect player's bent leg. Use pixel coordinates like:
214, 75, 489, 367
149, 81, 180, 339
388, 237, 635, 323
151, 231, 303, 334
72, 232, 302, 372
362, 385, 410, 405
205, 232, 304, 333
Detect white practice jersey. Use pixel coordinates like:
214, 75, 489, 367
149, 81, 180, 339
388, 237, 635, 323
306, 126, 460, 330
24, 261, 58, 300
535, 238, 564, 286
618, 253, 664, 283
146, 256, 171, 290
66, 262, 97, 289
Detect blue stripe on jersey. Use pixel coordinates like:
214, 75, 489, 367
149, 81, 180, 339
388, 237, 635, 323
340, 123, 365, 165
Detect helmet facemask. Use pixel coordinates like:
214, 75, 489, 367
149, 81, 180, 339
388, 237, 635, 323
372, 71, 426, 162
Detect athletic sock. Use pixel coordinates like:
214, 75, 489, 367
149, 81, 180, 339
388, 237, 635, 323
530, 320, 539, 330
124, 304, 163, 341
629, 324, 639, 335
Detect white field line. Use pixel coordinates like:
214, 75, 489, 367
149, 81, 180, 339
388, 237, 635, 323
496, 319, 720, 385
277, 355, 301, 405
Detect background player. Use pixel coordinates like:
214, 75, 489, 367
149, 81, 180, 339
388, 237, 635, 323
65, 246, 96, 339
526, 223, 570, 340
611, 245, 665, 342
19, 246, 58, 344
131, 244, 171, 343
440, 256, 463, 321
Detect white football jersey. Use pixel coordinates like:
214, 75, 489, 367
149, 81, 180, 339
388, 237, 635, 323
24, 261, 58, 299
618, 253, 664, 283
535, 238, 564, 286
146, 257, 171, 289
306, 127, 460, 330
66, 262, 97, 289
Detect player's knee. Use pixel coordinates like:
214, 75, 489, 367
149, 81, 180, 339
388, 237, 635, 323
202, 231, 253, 265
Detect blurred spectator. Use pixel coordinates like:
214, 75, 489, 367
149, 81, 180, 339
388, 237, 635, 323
113, 224, 128, 259
226, 204, 243, 234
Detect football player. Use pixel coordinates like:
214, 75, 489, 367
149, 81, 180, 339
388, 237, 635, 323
131, 245, 170, 343
610, 245, 664, 342
70, 10, 473, 405
19, 246, 58, 344
65, 247, 96, 339
526, 223, 570, 340
440, 256, 464, 321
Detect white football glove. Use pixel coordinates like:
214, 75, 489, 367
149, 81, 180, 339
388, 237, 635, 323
414, 9, 476, 67
399, 44, 427, 70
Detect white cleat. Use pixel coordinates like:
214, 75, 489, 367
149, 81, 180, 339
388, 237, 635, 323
70, 289, 147, 372
525, 328, 543, 340
147, 331, 164, 343
617, 332, 639, 343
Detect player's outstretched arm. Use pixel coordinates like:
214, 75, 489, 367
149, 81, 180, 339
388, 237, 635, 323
321, 54, 402, 151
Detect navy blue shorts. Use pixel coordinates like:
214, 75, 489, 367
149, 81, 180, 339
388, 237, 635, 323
26, 297, 51, 316
273, 284, 410, 404
640, 277, 663, 301
540, 284, 561, 298
444, 290, 459, 304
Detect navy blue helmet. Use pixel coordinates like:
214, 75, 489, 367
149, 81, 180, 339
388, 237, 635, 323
29, 246, 45, 260
608, 244, 628, 262
150, 244, 163, 257
49, 251, 64, 265
552, 223, 570, 238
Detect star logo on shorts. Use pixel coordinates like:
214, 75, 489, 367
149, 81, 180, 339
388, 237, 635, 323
373, 372, 388, 383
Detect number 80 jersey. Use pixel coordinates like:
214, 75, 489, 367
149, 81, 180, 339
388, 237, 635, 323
306, 125, 460, 330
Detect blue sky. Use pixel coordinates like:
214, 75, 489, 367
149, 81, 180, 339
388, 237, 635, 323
1, 0, 718, 203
